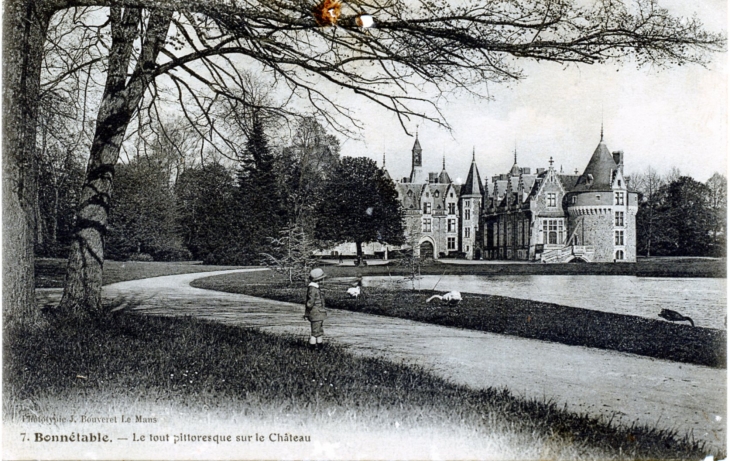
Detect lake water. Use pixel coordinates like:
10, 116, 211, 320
364, 275, 728, 330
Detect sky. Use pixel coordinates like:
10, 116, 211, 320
333, 0, 727, 185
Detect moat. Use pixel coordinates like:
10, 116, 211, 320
364, 274, 727, 330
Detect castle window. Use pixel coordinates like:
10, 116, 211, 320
448, 203, 456, 214
615, 211, 624, 227
450, 192, 454, 198
422, 218, 432, 232
547, 192, 557, 208
615, 192, 625, 205
571, 196, 577, 205
426, 192, 430, 198
465, 227, 471, 238
596, 194, 601, 201
434, 190, 440, 198
407, 190, 413, 197
543, 219, 564, 245
615, 249, 625, 261
465, 208, 471, 220
423, 202, 432, 214
447, 237, 456, 250
447, 218, 456, 233
615, 230, 625, 246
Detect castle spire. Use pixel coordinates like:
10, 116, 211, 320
600, 121, 604, 142
382, 152, 386, 168
472, 146, 475, 162
442, 154, 446, 170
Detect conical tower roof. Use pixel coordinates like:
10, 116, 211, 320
412, 136, 422, 154
381, 153, 391, 180
574, 132, 618, 191
438, 155, 451, 183
509, 148, 520, 176
461, 149, 484, 196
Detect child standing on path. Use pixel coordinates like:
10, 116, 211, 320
304, 268, 328, 349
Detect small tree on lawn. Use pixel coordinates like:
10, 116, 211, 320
261, 225, 320, 285
315, 157, 404, 261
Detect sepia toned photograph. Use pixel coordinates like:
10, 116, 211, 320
3, 0, 727, 459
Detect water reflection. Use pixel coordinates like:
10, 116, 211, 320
364, 275, 727, 330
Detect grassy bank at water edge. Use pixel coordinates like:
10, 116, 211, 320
192, 270, 726, 369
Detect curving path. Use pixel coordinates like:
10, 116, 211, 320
41, 268, 726, 451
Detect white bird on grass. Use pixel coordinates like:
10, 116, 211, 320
426, 291, 462, 305
347, 280, 363, 299
347, 285, 361, 298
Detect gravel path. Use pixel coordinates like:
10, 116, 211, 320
42, 268, 726, 451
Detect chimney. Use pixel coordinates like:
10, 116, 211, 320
521, 167, 531, 174
536, 168, 545, 174
612, 150, 623, 166
429, 172, 439, 183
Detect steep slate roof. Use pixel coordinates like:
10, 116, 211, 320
557, 174, 580, 191
412, 136, 422, 154
573, 137, 619, 192
396, 183, 426, 210
461, 159, 484, 196
426, 183, 451, 211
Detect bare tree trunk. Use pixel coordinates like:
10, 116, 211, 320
3, 0, 51, 327
58, 7, 171, 318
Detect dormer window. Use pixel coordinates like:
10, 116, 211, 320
423, 202, 432, 214
426, 192, 430, 198
617, 179, 622, 187
586, 174, 594, 186
434, 190, 440, 198
615, 192, 625, 205
547, 192, 557, 208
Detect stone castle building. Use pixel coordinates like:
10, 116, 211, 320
325, 129, 637, 263
483, 130, 638, 262
390, 135, 484, 260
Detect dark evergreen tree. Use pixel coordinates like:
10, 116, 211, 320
237, 115, 282, 261
315, 157, 405, 259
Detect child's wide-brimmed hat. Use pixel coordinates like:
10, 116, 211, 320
309, 268, 327, 282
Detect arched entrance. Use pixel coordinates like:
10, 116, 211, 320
419, 240, 435, 259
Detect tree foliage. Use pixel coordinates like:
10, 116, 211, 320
175, 163, 247, 264
642, 175, 717, 257
315, 157, 404, 258
106, 158, 190, 261
236, 115, 284, 260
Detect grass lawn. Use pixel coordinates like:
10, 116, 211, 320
4, 314, 714, 460
21, 258, 725, 458
192, 270, 726, 369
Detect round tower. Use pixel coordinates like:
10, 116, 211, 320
565, 132, 638, 262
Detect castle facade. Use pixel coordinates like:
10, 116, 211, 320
482, 131, 638, 262
326, 130, 638, 263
